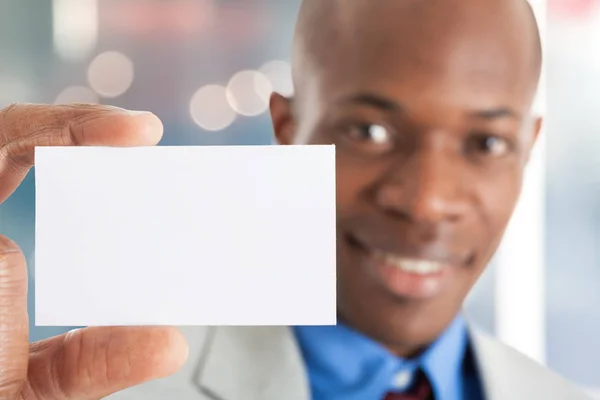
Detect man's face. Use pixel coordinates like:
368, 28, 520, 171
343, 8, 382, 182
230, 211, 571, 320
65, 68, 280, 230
271, 2, 540, 355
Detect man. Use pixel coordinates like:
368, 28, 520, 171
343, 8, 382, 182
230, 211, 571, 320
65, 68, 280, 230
0, 0, 591, 399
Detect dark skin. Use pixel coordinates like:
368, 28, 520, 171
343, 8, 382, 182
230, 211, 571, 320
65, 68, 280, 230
271, 0, 542, 358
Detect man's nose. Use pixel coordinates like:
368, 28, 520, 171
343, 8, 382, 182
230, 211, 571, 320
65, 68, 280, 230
374, 148, 470, 224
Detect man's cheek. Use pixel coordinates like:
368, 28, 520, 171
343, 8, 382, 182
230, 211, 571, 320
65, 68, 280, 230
337, 156, 384, 186
336, 173, 372, 211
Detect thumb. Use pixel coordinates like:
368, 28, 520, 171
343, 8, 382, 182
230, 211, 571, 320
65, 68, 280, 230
25, 326, 189, 399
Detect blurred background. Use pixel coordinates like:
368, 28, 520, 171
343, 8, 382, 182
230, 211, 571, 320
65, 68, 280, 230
0, 0, 598, 396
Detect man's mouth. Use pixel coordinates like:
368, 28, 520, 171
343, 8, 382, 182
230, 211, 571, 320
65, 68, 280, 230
345, 232, 458, 300
372, 251, 444, 275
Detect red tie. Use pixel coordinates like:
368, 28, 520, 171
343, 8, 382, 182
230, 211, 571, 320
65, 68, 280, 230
383, 371, 435, 400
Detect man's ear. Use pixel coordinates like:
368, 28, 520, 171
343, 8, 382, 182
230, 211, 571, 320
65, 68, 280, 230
270, 92, 295, 145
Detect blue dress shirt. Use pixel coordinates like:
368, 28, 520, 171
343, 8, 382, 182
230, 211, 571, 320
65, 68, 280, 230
293, 314, 484, 400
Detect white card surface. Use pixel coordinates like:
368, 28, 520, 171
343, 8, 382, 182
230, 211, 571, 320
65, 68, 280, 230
35, 145, 336, 326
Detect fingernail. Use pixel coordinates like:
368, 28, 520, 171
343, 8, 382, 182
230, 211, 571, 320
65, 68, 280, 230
126, 110, 154, 116
103, 105, 153, 116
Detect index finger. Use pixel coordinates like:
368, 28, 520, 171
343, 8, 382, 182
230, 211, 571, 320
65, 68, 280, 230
0, 103, 163, 204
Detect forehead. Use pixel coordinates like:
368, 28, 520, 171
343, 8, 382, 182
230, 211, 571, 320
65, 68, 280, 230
305, 1, 538, 119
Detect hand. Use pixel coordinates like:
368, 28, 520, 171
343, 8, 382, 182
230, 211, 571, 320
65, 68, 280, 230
0, 104, 189, 399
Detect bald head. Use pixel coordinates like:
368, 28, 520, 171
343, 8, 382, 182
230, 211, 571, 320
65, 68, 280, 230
292, 0, 542, 103
270, 0, 546, 356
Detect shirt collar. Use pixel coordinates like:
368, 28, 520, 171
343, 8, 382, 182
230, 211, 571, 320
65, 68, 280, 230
421, 315, 470, 399
293, 314, 469, 400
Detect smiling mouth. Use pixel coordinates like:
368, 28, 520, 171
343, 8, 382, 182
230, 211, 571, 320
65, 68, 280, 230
345, 232, 460, 300
345, 232, 454, 272
372, 251, 444, 275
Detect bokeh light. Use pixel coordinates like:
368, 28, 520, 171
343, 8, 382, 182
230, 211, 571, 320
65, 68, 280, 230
87, 51, 135, 98
226, 70, 272, 117
52, 0, 98, 62
54, 86, 99, 104
190, 84, 237, 131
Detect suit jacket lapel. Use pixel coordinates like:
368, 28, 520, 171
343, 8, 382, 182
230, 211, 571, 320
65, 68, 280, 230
468, 326, 550, 400
468, 327, 512, 400
194, 326, 310, 400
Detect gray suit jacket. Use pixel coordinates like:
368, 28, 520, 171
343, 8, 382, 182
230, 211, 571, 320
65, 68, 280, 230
109, 325, 591, 400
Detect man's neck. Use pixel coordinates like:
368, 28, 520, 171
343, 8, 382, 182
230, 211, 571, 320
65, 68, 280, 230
336, 313, 433, 359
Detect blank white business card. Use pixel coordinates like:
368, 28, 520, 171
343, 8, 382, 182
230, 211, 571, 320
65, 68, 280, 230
35, 145, 336, 326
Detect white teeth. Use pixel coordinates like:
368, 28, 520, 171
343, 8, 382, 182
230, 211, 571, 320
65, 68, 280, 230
375, 252, 443, 274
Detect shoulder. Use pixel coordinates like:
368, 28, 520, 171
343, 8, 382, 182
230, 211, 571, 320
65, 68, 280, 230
469, 327, 592, 400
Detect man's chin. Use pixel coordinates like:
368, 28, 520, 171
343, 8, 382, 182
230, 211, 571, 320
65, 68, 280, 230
338, 284, 462, 358
349, 316, 447, 358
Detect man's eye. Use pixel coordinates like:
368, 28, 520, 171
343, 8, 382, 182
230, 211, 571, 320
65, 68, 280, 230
468, 135, 511, 157
346, 123, 391, 144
